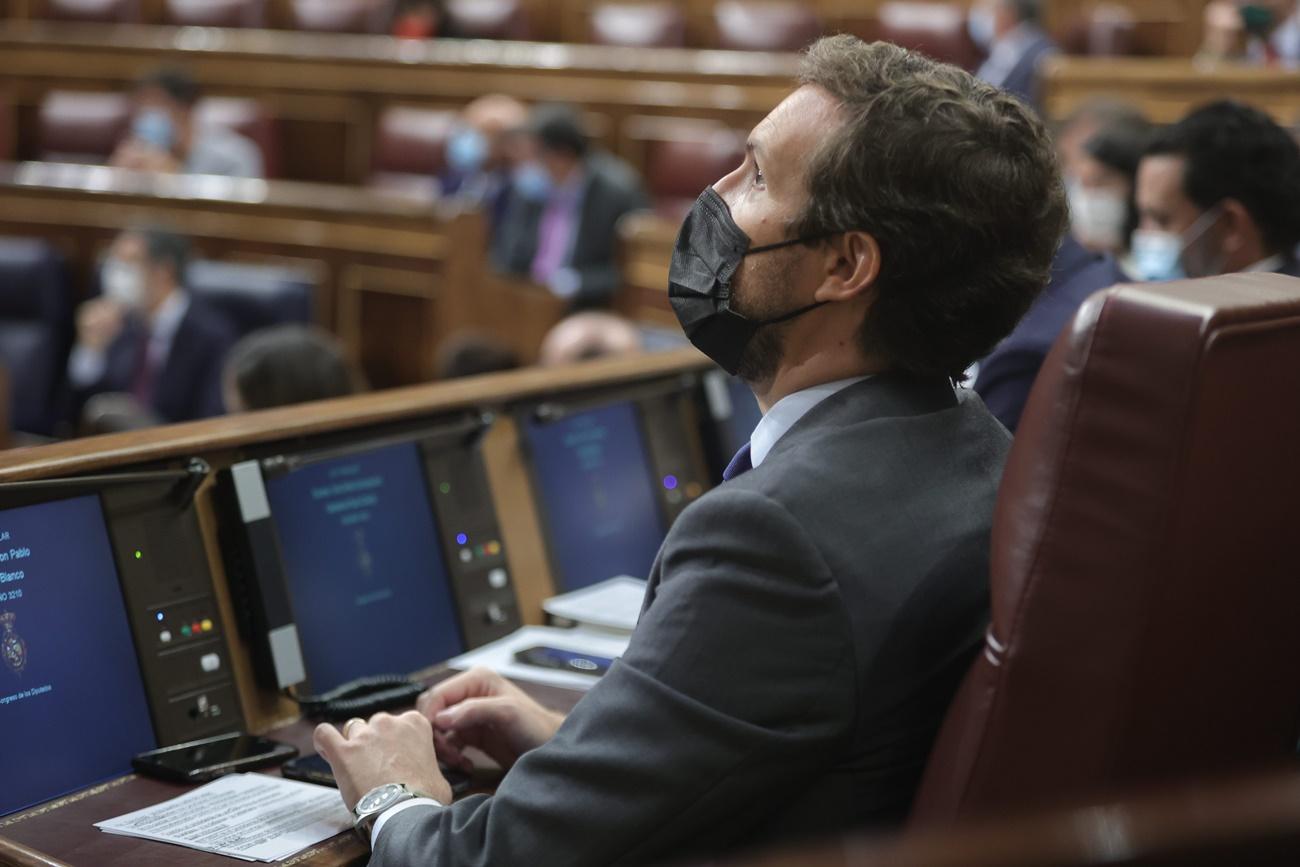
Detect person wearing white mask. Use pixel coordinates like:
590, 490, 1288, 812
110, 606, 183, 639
67, 227, 235, 428
109, 67, 264, 179
1067, 112, 1153, 266
1132, 100, 1300, 283
969, 0, 1058, 110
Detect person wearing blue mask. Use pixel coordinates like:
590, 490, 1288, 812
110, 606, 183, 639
1132, 100, 1300, 283
969, 0, 1058, 110
489, 103, 649, 307
440, 94, 527, 232
110, 67, 264, 179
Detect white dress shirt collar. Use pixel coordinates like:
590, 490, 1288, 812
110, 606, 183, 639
749, 376, 871, 469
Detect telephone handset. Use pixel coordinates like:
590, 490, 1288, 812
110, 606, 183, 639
294, 675, 426, 721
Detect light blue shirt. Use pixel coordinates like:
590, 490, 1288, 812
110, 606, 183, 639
749, 376, 872, 469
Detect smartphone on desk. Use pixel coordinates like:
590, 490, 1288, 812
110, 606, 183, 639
513, 645, 614, 676
133, 733, 298, 783
282, 753, 472, 796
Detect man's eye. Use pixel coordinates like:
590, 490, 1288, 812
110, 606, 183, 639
753, 166, 765, 187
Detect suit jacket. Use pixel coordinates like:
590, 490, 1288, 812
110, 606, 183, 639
490, 151, 649, 307
995, 27, 1057, 110
373, 375, 1011, 866
975, 236, 1128, 432
75, 297, 235, 423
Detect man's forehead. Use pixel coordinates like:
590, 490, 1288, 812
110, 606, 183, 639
751, 85, 841, 155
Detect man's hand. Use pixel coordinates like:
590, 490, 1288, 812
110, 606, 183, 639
415, 667, 565, 772
313, 710, 452, 812
75, 299, 126, 352
110, 141, 182, 173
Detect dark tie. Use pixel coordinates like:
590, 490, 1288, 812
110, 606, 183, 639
722, 442, 752, 482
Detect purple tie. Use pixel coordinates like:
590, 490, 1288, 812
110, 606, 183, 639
722, 443, 752, 482
530, 186, 578, 284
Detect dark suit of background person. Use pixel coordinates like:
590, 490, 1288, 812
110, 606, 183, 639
970, 0, 1058, 109
974, 235, 1128, 431
489, 105, 649, 308
343, 37, 1069, 867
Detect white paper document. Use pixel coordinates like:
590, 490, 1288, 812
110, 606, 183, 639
447, 625, 632, 691
95, 773, 352, 862
542, 576, 647, 634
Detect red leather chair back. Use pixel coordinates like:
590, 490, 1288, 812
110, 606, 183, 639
874, 2, 983, 70
288, 0, 394, 33
443, 0, 532, 39
164, 0, 268, 28
368, 106, 458, 198
194, 97, 279, 177
1060, 3, 1138, 56
38, 90, 132, 164
590, 3, 686, 48
714, 1, 821, 52
40, 0, 141, 22
626, 116, 745, 221
912, 273, 1300, 826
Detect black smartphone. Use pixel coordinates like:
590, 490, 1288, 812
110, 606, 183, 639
513, 645, 614, 676
132, 733, 298, 783
282, 753, 473, 796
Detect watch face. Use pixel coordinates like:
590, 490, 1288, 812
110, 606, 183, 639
358, 783, 404, 813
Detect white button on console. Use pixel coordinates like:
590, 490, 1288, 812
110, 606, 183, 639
159, 630, 172, 643
488, 568, 509, 589
200, 653, 221, 673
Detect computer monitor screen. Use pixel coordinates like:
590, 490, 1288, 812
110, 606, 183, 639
0, 495, 155, 816
524, 401, 666, 592
265, 441, 463, 692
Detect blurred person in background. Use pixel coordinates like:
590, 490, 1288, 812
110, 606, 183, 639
67, 226, 234, 428
434, 332, 522, 379
441, 94, 529, 231
491, 103, 649, 307
223, 325, 364, 413
538, 311, 644, 366
969, 0, 1058, 109
1054, 98, 1146, 183
393, 0, 444, 38
110, 67, 264, 179
1199, 0, 1299, 67
1067, 112, 1154, 266
1132, 100, 1300, 282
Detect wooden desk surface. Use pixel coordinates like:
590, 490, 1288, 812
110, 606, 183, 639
0, 673, 585, 867
1043, 56, 1300, 125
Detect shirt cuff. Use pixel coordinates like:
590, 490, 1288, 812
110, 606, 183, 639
68, 345, 108, 387
370, 797, 444, 848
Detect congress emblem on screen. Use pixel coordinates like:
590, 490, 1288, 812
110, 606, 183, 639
1, 611, 26, 675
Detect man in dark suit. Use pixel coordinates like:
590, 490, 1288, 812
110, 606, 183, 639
67, 227, 234, 427
970, 0, 1058, 110
974, 235, 1129, 432
489, 103, 649, 308
1130, 100, 1300, 283
316, 37, 1068, 866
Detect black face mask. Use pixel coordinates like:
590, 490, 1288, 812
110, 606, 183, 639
668, 187, 828, 375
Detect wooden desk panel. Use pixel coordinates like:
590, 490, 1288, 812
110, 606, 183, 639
1043, 56, 1300, 125
0, 22, 794, 185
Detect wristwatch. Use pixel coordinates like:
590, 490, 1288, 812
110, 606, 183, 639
352, 782, 429, 842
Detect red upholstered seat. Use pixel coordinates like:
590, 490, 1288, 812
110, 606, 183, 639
713, 1, 821, 52
590, 3, 686, 48
163, 0, 268, 28
1060, 3, 1139, 56
194, 97, 280, 177
288, 0, 394, 33
443, 0, 532, 40
912, 273, 1300, 825
40, 0, 141, 22
625, 116, 745, 222
368, 106, 459, 199
38, 90, 132, 164
874, 2, 983, 70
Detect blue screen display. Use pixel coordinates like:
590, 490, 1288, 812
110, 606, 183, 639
0, 495, 155, 816
265, 442, 463, 692
524, 402, 665, 592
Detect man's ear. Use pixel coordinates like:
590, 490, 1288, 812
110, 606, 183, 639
815, 230, 880, 302
1218, 198, 1256, 256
